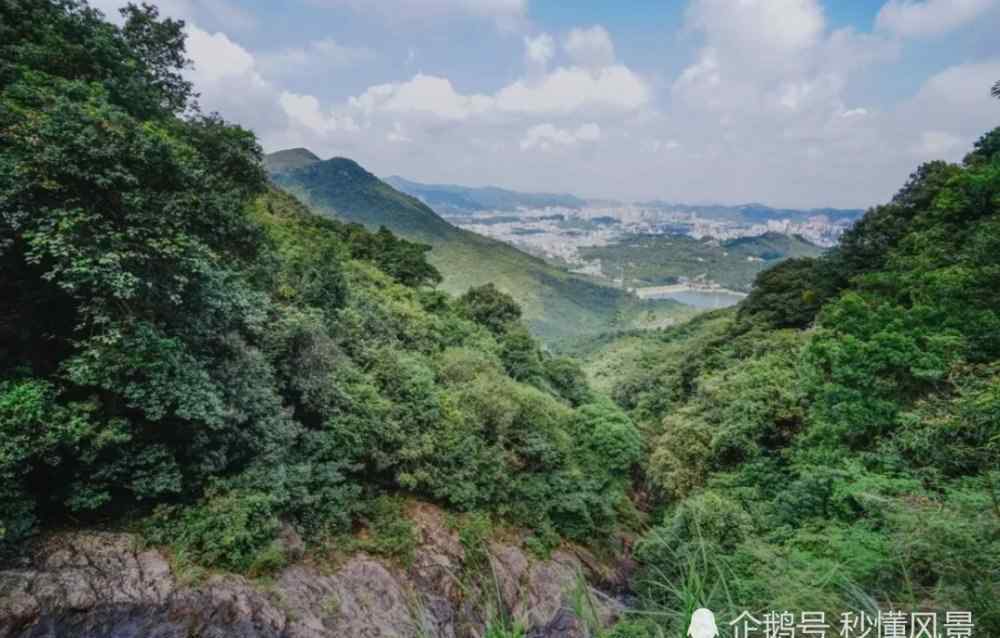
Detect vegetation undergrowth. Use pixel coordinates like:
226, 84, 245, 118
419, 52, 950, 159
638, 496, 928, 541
584, 129, 1000, 635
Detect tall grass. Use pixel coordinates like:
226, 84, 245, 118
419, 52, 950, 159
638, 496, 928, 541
629, 521, 738, 637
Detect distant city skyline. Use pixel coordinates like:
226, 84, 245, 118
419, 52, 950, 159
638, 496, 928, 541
92, 0, 1000, 208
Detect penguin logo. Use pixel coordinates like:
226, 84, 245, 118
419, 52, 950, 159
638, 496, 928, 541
687, 608, 719, 638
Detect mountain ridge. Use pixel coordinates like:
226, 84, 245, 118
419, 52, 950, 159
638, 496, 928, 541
636, 199, 865, 223
384, 175, 588, 215
384, 174, 866, 222
266, 151, 675, 341
264, 147, 321, 174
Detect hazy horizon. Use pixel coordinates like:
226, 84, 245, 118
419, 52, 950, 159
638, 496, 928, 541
93, 0, 1000, 209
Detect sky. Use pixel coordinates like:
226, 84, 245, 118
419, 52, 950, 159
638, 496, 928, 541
91, 0, 1000, 209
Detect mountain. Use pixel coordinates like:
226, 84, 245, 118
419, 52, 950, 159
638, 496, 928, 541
267, 152, 677, 341
635, 200, 865, 224
382, 178, 865, 224
384, 176, 587, 215
722, 231, 826, 260
264, 147, 321, 174
579, 231, 825, 292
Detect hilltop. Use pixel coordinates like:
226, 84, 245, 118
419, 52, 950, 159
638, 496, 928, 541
264, 147, 321, 174
267, 151, 681, 342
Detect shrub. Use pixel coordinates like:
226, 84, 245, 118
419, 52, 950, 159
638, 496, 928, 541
347, 495, 418, 565
144, 489, 283, 574
456, 283, 522, 335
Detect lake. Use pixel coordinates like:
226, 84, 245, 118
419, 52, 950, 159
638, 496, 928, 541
654, 289, 747, 309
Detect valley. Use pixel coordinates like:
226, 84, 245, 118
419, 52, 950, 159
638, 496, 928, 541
268, 152, 843, 340
266, 150, 691, 342
3, 4, 998, 638
388, 176, 850, 297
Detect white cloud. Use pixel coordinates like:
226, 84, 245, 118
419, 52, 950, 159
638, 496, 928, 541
911, 59, 1000, 111
496, 66, 648, 114
894, 59, 1000, 155
876, 0, 997, 38
524, 33, 555, 68
642, 139, 681, 153
150, 3, 1000, 210
840, 107, 869, 118
520, 123, 601, 151
177, 24, 372, 155
564, 26, 615, 69
279, 92, 359, 133
185, 26, 256, 84
181, 26, 287, 137
343, 65, 649, 125
259, 39, 374, 79
686, 0, 824, 61
912, 130, 962, 155
387, 122, 413, 143
91, 0, 257, 31
674, 0, 897, 119
350, 74, 494, 120
305, 0, 526, 19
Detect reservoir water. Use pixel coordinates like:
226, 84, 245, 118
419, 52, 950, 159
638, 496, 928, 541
654, 289, 746, 309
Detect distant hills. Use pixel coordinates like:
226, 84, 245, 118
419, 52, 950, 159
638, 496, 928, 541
386, 177, 866, 224
635, 200, 865, 224
579, 231, 825, 292
266, 150, 678, 341
384, 176, 587, 215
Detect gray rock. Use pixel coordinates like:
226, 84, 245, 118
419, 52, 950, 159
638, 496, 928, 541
0, 505, 624, 638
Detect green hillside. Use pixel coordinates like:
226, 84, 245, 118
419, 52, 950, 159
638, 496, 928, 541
264, 147, 321, 173
269, 154, 682, 341
577, 135, 1000, 634
579, 231, 825, 291
1, 0, 646, 577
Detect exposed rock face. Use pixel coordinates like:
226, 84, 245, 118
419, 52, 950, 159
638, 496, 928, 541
0, 505, 624, 638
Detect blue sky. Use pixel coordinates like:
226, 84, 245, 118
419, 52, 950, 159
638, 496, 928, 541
93, 0, 1000, 208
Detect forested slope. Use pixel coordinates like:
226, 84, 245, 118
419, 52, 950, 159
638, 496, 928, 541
582, 133, 1000, 635
269, 153, 678, 343
0, 0, 639, 575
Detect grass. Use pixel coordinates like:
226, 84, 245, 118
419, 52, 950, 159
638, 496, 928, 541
320, 496, 419, 568
628, 523, 741, 638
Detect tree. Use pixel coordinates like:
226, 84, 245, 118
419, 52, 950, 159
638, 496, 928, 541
500, 325, 545, 383
543, 356, 591, 406
456, 283, 522, 334
737, 258, 833, 329
0, 0, 276, 545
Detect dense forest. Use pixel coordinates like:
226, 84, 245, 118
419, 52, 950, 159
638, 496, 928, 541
580, 133, 1000, 634
1, 0, 637, 565
1, 2, 998, 637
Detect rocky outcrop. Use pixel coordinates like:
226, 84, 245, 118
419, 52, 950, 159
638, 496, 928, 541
0, 505, 625, 638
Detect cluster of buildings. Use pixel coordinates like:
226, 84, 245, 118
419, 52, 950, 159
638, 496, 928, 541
448, 202, 856, 265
